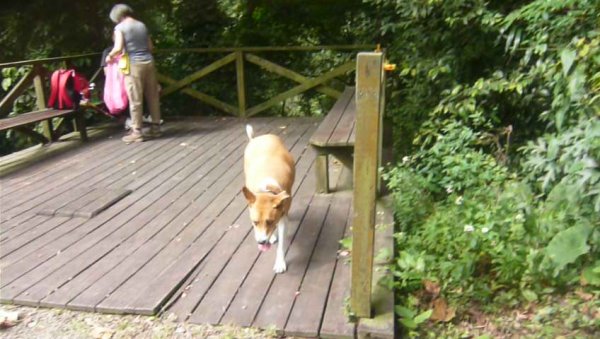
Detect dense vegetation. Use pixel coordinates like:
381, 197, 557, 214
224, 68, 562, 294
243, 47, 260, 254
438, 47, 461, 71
1, 0, 599, 335
374, 0, 599, 336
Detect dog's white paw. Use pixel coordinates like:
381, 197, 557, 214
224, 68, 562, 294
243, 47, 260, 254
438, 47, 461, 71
273, 259, 287, 274
269, 233, 278, 244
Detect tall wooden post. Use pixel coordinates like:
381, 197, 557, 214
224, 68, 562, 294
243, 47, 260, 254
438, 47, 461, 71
32, 65, 52, 140
235, 51, 246, 117
351, 52, 385, 318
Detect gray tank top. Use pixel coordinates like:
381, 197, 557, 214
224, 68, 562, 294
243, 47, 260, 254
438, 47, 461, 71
115, 19, 153, 63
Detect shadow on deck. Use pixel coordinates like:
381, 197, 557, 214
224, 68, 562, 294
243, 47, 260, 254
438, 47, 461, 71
0, 117, 361, 337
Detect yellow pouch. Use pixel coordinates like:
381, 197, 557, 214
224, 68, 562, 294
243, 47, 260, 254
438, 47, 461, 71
118, 53, 130, 75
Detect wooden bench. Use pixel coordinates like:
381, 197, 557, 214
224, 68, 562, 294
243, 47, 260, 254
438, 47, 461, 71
309, 86, 356, 193
0, 108, 87, 144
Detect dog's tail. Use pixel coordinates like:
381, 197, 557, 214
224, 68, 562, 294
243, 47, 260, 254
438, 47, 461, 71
246, 124, 254, 140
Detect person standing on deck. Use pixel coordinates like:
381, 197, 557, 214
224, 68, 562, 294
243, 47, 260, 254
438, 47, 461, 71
105, 3, 162, 143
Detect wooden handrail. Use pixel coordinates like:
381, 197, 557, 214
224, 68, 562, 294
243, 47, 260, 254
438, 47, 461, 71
0, 53, 101, 68
155, 46, 366, 117
0, 45, 374, 68
1, 45, 376, 120
156, 45, 375, 54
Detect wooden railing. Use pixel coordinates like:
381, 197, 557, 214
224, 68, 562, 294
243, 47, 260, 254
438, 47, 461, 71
1, 45, 373, 123
155, 45, 374, 117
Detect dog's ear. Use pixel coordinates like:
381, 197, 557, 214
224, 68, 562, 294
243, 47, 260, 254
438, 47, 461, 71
242, 186, 255, 204
273, 191, 290, 209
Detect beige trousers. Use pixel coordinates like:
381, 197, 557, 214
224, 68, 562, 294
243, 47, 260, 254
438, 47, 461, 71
124, 60, 161, 130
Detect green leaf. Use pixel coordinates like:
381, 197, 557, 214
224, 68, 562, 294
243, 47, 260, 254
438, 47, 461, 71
522, 289, 538, 302
560, 49, 576, 76
339, 237, 352, 250
1, 77, 12, 91
395, 306, 416, 319
568, 67, 586, 100
505, 29, 515, 52
555, 104, 568, 131
414, 309, 433, 325
581, 261, 600, 286
545, 224, 592, 272
579, 44, 590, 57
547, 139, 559, 160
399, 317, 418, 329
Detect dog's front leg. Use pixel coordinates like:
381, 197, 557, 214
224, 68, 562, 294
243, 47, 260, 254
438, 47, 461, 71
273, 217, 287, 273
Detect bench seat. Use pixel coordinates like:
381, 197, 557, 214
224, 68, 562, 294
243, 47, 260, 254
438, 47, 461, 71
309, 86, 356, 193
0, 108, 87, 143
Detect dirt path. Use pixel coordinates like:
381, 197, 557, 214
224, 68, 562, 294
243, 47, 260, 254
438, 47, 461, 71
0, 305, 280, 339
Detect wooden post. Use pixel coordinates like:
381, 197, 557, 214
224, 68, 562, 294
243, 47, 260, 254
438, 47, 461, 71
377, 61, 387, 195
236, 51, 246, 118
32, 65, 52, 141
351, 52, 384, 318
315, 151, 329, 193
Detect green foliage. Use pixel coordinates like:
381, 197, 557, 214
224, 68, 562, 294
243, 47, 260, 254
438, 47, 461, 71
521, 117, 600, 211
410, 122, 510, 194
0, 67, 41, 155
545, 224, 592, 273
374, 0, 600, 334
581, 261, 600, 287
396, 306, 432, 330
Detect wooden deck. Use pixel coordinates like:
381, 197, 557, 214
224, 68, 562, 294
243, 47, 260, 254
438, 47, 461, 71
0, 117, 362, 337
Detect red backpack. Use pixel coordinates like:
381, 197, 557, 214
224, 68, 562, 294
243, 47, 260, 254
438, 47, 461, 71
48, 69, 90, 109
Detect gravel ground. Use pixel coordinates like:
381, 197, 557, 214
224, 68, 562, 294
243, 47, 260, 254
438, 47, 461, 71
0, 305, 280, 339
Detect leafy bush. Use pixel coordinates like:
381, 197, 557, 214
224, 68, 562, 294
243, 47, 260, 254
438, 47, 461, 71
373, 0, 600, 334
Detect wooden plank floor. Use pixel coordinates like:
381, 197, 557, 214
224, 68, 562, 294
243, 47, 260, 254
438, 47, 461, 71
0, 117, 358, 337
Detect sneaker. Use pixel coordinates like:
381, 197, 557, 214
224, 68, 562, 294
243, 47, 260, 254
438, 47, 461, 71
122, 129, 144, 144
147, 124, 162, 138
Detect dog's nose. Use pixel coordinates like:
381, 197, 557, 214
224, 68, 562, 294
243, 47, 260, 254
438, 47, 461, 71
257, 239, 268, 245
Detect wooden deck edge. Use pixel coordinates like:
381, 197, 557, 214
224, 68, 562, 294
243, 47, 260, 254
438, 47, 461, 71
0, 123, 119, 177
357, 196, 396, 339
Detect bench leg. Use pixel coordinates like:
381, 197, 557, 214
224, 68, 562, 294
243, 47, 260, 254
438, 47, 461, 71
43, 119, 55, 141
330, 147, 354, 190
335, 153, 353, 190
315, 153, 329, 194
74, 111, 88, 141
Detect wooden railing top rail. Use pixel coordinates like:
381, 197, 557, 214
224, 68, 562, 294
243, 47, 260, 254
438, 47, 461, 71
0, 45, 375, 68
156, 45, 375, 53
1, 44, 375, 120
0, 53, 101, 68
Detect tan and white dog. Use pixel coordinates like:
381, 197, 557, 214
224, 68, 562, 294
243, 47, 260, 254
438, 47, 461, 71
242, 125, 295, 273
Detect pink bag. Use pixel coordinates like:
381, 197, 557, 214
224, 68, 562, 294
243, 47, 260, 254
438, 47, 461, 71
103, 57, 128, 115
